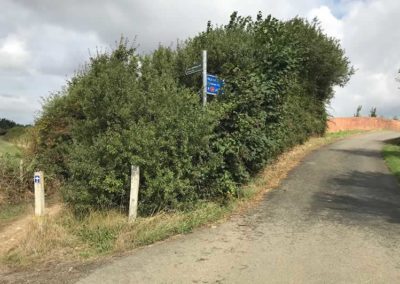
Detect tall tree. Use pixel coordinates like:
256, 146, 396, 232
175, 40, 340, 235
0, 118, 17, 129
354, 105, 362, 117
0, 118, 17, 135
370, 107, 377, 117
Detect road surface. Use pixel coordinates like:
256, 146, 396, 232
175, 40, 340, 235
78, 131, 400, 283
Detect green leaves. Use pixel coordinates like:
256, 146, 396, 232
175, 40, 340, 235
34, 13, 352, 215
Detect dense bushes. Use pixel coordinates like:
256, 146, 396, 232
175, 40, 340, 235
0, 154, 31, 204
34, 13, 352, 215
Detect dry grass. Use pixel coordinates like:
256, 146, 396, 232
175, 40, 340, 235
1, 202, 230, 270
4, 215, 83, 267
0, 137, 21, 156
0, 130, 366, 272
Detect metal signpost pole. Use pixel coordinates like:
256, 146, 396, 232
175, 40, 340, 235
202, 50, 207, 107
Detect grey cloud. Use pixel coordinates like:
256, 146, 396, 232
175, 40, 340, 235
326, 0, 400, 117
0, 93, 14, 98
12, 0, 321, 52
1, 0, 399, 123
343, 0, 400, 73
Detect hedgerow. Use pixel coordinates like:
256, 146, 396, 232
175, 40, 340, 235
33, 13, 352, 215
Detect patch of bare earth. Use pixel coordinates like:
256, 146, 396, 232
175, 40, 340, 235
0, 204, 63, 264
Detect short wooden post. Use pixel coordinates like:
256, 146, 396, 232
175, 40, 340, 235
34, 171, 45, 217
128, 166, 140, 222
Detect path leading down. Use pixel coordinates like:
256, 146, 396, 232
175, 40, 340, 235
0, 204, 62, 257
78, 131, 400, 284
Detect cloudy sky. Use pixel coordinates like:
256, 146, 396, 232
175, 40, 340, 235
1, 0, 399, 124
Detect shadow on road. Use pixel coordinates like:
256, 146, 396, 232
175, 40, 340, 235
313, 170, 400, 224
329, 136, 400, 159
329, 148, 383, 158
383, 137, 400, 145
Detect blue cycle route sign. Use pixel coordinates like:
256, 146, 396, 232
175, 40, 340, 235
207, 74, 224, 95
34, 175, 40, 184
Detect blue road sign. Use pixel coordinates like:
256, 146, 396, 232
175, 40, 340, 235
207, 74, 224, 95
34, 175, 40, 184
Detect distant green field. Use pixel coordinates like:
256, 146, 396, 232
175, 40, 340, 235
326, 129, 367, 139
0, 136, 21, 156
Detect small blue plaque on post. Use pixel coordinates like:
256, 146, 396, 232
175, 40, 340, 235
34, 175, 40, 184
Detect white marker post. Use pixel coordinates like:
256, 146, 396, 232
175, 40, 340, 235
202, 50, 207, 108
129, 165, 140, 222
34, 171, 45, 217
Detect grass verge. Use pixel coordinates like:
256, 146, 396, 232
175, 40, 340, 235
383, 138, 400, 181
0, 130, 367, 270
0, 137, 21, 156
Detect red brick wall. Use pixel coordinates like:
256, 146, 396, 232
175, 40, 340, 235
327, 117, 400, 132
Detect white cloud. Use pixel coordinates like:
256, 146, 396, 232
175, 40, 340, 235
0, 94, 38, 124
23, 25, 102, 76
324, 0, 400, 118
308, 5, 344, 40
0, 35, 30, 71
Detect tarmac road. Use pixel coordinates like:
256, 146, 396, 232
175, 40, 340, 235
78, 131, 400, 284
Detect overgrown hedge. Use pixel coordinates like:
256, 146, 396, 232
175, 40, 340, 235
0, 154, 31, 204
33, 13, 352, 215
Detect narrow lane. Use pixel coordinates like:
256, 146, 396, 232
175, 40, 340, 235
78, 131, 400, 284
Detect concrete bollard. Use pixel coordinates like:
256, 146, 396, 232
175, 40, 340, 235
34, 171, 45, 217
128, 166, 140, 222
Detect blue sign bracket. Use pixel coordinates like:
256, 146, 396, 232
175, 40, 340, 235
206, 74, 224, 96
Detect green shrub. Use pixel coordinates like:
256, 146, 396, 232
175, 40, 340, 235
34, 13, 352, 215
